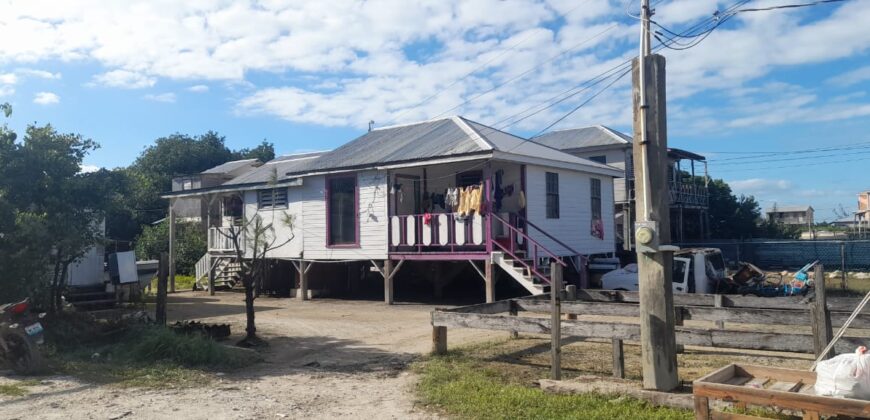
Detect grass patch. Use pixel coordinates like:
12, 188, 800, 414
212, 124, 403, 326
42, 312, 257, 388
0, 380, 39, 397
415, 338, 806, 419
149, 274, 197, 292
415, 344, 690, 420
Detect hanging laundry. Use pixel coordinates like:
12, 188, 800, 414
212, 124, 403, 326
457, 186, 471, 217
468, 185, 482, 214
518, 190, 526, 209
423, 213, 432, 225
445, 187, 459, 209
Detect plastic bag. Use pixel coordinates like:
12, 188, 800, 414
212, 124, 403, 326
815, 346, 870, 399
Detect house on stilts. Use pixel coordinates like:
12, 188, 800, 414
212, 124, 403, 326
163, 116, 622, 303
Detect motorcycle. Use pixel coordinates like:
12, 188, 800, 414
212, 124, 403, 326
0, 299, 45, 374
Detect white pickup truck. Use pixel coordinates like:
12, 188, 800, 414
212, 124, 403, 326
601, 248, 728, 294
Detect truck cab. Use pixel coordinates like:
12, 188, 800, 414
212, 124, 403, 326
601, 248, 727, 294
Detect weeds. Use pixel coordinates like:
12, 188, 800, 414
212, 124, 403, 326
0, 380, 39, 397
41, 312, 257, 388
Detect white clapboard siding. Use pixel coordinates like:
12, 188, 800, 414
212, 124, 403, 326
242, 189, 305, 259
301, 171, 389, 260
525, 165, 615, 256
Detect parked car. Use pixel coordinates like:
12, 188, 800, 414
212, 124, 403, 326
601, 248, 728, 294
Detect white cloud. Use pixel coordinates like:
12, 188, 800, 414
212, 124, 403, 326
0, 73, 17, 85
33, 91, 59, 105
92, 70, 155, 89
79, 164, 101, 173
16, 68, 61, 79
143, 92, 176, 103
187, 84, 208, 93
0, 1, 864, 128
829, 65, 870, 87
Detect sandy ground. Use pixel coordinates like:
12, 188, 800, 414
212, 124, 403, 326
0, 292, 502, 420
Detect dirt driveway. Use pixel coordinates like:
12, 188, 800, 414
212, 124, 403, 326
0, 292, 501, 420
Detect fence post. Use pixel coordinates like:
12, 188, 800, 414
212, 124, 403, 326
565, 284, 577, 320
612, 339, 625, 379
840, 242, 847, 291
508, 299, 519, 339
155, 252, 168, 326
811, 264, 833, 360
714, 294, 725, 329
550, 261, 562, 380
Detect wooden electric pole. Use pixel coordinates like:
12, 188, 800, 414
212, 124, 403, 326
633, 0, 679, 391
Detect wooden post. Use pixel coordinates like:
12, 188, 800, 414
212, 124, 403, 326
633, 53, 679, 391
840, 242, 847, 290
550, 261, 562, 380
565, 284, 577, 320
485, 260, 495, 303
612, 339, 625, 379
384, 259, 394, 305
155, 252, 168, 325
811, 264, 833, 359
208, 255, 216, 296
674, 306, 685, 354
298, 260, 309, 300
432, 325, 447, 355
508, 299, 519, 339
168, 199, 176, 293
714, 294, 725, 329
693, 396, 710, 420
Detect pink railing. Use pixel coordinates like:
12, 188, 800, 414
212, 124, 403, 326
389, 213, 486, 252
490, 213, 566, 285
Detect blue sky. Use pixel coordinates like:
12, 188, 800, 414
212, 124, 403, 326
1, 0, 868, 221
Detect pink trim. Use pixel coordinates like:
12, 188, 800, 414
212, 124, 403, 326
325, 173, 360, 249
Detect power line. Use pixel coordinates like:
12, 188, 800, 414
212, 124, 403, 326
736, 0, 845, 13
708, 141, 870, 162
385, 0, 599, 126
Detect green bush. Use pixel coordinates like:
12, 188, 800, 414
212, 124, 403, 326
135, 221, 206, 275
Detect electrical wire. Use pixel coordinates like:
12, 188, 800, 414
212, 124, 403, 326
709, 141, 870, 162
737, 0, 845, 13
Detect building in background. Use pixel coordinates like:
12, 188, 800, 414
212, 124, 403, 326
533, 125, 709, 249
857, 191, 870, 237
765, 205, 814, 227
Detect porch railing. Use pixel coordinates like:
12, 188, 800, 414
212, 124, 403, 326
519, 216, 589, 286
389, 213, 486, 251
490, 213, 566, 285
208, 227, 244, 252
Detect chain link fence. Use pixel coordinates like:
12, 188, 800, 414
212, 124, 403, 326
677, 239, 870, 276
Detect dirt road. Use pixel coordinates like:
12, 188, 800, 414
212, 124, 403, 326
0, 292, 501, 420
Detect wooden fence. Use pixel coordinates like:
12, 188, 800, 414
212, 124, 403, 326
431, 271, 869, 378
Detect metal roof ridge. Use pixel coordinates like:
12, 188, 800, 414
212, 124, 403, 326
370, 115, 455, 131
453, 116, 495, 151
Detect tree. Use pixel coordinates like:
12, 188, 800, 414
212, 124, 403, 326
233, 140, 275, 162
134, 221, 206, 276
218, 188, 294, 346
0, 115, 107, 309
705, 179, 762, 239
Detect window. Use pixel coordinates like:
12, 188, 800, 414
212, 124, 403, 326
590, 178, 603, 239
327, 176, 357, 246
258, 188, 288, 210
223, 196, 243, 225
545, 172, 559, 219
588, 155, 607, 164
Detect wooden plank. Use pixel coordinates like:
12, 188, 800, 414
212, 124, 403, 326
445, 300, 511, 314
723, 376, 751, 386
710, 412, 762, 420
767, 380, 802, 392
694, 364, 736, 386
811, 264, 833, 360
743, 377, 769, 389
736, 365, 815, 385
694, 396, 711, 420
798, 384, 815, 395
693, 381, 870, 418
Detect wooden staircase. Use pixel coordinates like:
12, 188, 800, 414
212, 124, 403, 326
492, 251, 550, 294
195, 255, 247, 291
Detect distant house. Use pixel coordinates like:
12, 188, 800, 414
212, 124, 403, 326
533, 125, 710, 249
163, 116, 622, 302
766, 205, 814, 226
169, 159, 263, 226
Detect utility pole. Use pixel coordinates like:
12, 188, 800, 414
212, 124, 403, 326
633, 0, 679, 391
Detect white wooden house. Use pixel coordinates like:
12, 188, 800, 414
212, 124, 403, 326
164, 116, 621, 303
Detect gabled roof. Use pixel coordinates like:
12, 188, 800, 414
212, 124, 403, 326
284, 116, 620, 177
200, 158, 261, 175
223, 152, 324, 186
532, 125, 631, 150
766, 205, 813, 213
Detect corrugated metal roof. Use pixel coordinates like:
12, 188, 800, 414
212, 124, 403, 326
461, 119, 617, 172
533, 125, 631, 150
200, 158, 260, 174
224, 153, 322, 186
290, 118, 486, 174
766, 205, 813, 213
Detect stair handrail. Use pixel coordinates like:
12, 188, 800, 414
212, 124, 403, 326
517, 215, 589, 284
490, 213, 566, 266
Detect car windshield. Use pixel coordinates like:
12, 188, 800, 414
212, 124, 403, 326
706, 252, 725, 271
672, 259, 687, 283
